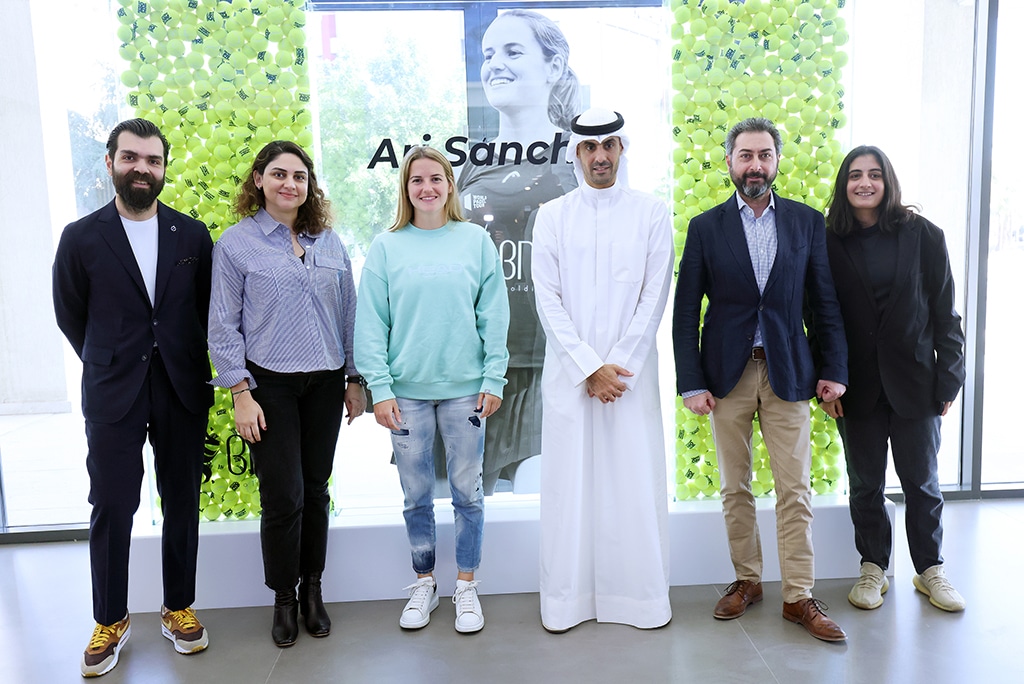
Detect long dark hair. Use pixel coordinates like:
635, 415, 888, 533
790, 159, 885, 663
826, 145, 917, 236
234, 141, 332, 236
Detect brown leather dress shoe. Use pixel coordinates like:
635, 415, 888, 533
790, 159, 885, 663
714, 580, 763, 620
783, 598, 847, 642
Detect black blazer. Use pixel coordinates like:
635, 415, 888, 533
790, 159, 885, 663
824, 214, 965, 419
673, 193, 848, 403
53, 200, 214, 423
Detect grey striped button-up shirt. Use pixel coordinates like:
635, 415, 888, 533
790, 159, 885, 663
209, 208, 357, 390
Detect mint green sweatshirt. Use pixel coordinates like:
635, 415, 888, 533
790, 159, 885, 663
354, 221, 510, 402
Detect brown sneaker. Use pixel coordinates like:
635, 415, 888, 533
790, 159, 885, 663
783, 598, 847, 642
713, 580, 763, 620
161, 606, 209, 654
81, 615, 131, 677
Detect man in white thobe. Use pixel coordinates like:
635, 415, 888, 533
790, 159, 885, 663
532, 108, 674, 631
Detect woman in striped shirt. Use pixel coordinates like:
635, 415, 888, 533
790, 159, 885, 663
209, 141, 366, 647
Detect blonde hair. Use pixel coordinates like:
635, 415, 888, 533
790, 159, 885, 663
389, 146, 465, 231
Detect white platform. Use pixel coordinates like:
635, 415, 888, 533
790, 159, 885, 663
127, 495, 894, 610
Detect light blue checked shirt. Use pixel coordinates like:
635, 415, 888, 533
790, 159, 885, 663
738, 191, 778, 348
209, 208, 358, 390
681, 192, 777, 400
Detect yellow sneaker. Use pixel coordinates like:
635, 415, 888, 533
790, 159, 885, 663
160, 606, 209, 654
81, 615, 131, 677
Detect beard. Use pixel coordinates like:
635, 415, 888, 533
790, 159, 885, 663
732, 170, 776, 201
113, 169, 165, 212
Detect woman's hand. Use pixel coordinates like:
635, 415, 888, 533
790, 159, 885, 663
821, 398, 844, 420
373, 398, 403, 431
345, 383, 367, 424
232, 386, 266, 443
477, 392, 502, 418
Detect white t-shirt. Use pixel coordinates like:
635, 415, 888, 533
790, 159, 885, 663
121, 214, 159, 305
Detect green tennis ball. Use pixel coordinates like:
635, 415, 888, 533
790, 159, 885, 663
203, 503, 221, 521
121, 70, 141, 88
230, 51, 249, 70
275, 50, 295, 68
216, 61, 236, 81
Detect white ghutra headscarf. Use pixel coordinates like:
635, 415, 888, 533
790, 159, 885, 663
568, 107, 630, 189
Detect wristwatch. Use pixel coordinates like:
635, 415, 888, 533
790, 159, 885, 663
347, 375, 367, 387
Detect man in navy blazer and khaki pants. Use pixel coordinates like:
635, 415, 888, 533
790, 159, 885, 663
53, 119, 213, 677
673, 118, 850, 642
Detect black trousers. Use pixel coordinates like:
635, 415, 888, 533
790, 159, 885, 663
837, 398, 945, 574
85, 350, 206, 625
247, 366, 346, 593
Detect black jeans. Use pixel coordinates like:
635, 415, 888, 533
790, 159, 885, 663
837, 399, 944, 574
248, 365, 346, 592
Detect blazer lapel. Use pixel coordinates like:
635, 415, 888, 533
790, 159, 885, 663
880, 223, 921, 328
761, 197, 787, 297
96, 201, 149, 304
721, 196, 758, 292
153, 203, 177, 312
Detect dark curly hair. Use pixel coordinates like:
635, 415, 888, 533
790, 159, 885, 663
234, 140, 332, 236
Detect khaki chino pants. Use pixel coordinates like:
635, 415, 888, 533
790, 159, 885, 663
710, 357, 815, 603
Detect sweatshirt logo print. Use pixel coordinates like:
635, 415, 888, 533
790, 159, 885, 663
407, 263, 464, 278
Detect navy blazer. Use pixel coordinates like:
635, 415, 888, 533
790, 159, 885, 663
823, 214, 965, 419
673, 193, 848, 403
53, 200, 214, 423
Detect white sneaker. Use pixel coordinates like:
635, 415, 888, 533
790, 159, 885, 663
848, 562, 889, 610
453, 579, 484, 633
400, 577, 438, 629
913, 564, 966, 612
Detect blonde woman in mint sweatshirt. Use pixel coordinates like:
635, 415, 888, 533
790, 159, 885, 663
355, 146, 509, 634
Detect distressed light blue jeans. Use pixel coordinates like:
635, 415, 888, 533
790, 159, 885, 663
391, 395, 485, 574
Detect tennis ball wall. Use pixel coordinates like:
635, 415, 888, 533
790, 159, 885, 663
671, 0, 848, 500
115, 0, 313, 521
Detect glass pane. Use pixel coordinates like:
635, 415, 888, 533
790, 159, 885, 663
843, 0, 975, 488
0, 0, 130, 530
310, 9, 471, 507
981, 0, 1024, 486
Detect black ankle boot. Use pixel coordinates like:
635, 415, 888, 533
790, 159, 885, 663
298, 573, 331, 637
272, 589, 299, 647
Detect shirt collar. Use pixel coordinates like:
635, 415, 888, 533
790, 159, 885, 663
735, 191, 775, 217
252, 207, 313, 240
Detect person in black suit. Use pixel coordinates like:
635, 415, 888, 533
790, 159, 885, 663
673, 117, 849, 642
821, 146, 966, 613
53, 118, 213, 677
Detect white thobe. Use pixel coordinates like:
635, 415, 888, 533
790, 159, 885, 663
532, 180, 674, 630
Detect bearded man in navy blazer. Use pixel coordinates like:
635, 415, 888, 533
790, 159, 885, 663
53, 118, 213, 677
673, 118, 850, 642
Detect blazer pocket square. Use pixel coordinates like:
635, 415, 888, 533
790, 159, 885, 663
176, 256, 199, 266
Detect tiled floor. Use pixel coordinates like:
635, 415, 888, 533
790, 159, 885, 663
2, 498, 1021, 683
